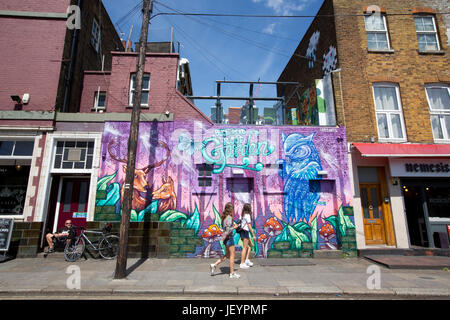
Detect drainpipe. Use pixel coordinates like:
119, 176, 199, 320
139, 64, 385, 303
62, 0, 83, 112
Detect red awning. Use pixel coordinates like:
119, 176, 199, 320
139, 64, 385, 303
353, 143, 450, 157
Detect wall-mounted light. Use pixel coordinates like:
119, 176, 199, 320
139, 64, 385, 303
317, 170, 328, 175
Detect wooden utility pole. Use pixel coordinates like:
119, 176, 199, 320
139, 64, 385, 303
114, 0, 153, 279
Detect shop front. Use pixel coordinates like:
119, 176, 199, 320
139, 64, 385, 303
390, 158, 450, 249
352, 143, 450, 250
94, 121, 356, 258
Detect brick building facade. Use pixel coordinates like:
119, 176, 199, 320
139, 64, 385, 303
0, 0, 123, 257
278, 0, 450, 250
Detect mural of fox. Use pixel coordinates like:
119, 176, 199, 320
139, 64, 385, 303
152, 176, 177, 213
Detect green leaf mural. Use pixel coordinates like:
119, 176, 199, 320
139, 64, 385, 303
159, 210, 188, 224
131, 209, 138, 222
274, 220, 311, 250
311, 217, 318, 250
212, 205, 226, 255
96, 182, 121, 207
251, 222, 259, 257
213, 205, 222, 228
324, 205, 356, 245
97, 172, 117, 191
185, 203, 201, 235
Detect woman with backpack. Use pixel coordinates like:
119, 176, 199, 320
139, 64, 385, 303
239, 203, 257, 269
209, 202, 241, 279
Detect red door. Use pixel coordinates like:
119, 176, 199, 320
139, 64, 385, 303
57, 178, 90, 231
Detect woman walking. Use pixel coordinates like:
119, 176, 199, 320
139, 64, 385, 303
239, 203, 257, 269
210, 202, 241, 278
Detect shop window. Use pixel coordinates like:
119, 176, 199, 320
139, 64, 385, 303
425, 186, 450, 219
197, 164, 213, 187
372, 83, 407, 141
53, 141, 94, 170
364, 13, 391, 51
414, 15, 440, 52
0, 165, 30, 215
426, 84, 450, 141
129, 73, 150, 107
0, 140, 34, 157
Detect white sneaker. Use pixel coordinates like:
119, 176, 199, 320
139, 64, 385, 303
210, 264, 215, 276
229, 273, 241, 279
245, 259, 254, 267
240, 263, 250, 269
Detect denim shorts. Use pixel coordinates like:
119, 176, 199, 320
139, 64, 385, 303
222, 236, 235, 247
240, 230, 249, 239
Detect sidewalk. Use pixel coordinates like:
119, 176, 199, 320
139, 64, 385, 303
0, 255, 449, 299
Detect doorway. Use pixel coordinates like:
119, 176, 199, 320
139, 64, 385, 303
401, 178, 450, 248
54, 177, 90, 231
358, 167, 394, 246
360, 183, 386, 245
402, 185, 428, 247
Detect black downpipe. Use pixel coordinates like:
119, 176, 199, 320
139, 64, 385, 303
62, 0, 83, 113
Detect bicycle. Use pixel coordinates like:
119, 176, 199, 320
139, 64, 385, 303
64, 223, 119, 262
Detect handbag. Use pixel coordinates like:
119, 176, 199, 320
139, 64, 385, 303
235, 219, 243, 234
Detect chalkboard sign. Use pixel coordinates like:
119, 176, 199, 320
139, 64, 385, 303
0, 218, 14, 252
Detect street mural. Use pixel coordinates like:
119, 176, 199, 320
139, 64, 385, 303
95, 121, 354, 258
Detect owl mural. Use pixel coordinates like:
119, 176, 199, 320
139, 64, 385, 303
280, 133, 322, 223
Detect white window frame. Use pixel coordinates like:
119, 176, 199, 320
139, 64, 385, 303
364, 14, 391, 51
414, 15, 440, 52
0, 136, 37, 219
425, 84, 450, 142
129, 73, 150, 107
372, 83, 407, 142
93, 91, 106, 111
90, 18, 101, 52
51, 139, 96, 174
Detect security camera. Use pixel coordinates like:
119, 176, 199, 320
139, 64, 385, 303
165, 110, 170, 116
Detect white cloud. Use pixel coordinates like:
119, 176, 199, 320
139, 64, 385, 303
263, 23, 276, 35
253, 0, 308, 16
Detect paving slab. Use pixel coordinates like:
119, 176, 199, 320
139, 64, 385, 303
184, 285, 238, 295
364, 255, 450, 269
286, 286, 344, 296
393, 287, 450, 297
0, 257, 448, 299
237, 286, 289, 296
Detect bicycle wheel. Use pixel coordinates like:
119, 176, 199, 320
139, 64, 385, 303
64, 237, 85, 262
98, 235, 119, 259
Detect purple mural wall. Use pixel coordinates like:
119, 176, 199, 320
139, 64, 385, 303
95, 120, 355, 258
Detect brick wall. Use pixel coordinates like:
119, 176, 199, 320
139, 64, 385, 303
81, 52, 213, 123
333, 0, 450, 143
8, 222, 43, 258
79, 72, 111, 112
0, 0, 123, 113
0, 17, 67, 111
0, 0, 70, 12
278, 0, 449, 144
277, 0, 338, 119
55, 0, 124, 113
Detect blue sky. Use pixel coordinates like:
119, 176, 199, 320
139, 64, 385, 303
102, 0, 324, 118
